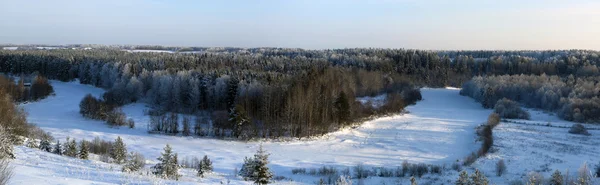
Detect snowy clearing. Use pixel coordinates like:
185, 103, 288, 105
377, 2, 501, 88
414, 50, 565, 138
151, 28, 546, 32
10, 80, 599, 184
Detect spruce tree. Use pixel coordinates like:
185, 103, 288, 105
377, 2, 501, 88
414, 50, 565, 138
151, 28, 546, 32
79, 140, 89, 159
152, 144, 180, 180
65, 139, 78, 157
549, 170, 563, 185
39, 138, 51, 152
253, 145, 273, 184
111, 136, 127, 164
197, 155, 213, 177
239, 156, 255, 180
53, 140, 62, 155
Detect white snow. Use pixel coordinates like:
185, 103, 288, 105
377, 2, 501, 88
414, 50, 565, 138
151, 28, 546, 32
9, 80, 599, 184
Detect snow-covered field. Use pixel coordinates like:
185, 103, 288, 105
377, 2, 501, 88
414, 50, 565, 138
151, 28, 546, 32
9, 80, 599, 184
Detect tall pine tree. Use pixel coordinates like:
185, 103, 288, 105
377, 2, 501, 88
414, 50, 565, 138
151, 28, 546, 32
152, 144, 180, 180
79, 140, 89, 159
111, 136, 127, 164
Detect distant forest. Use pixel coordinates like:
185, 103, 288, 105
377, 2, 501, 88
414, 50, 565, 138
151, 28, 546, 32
1, 48, 599, 138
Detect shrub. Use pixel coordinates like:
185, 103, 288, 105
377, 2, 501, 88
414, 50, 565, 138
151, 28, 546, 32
569, 124, 590, 136
494, 98, 530, 120
526, 172, 543, 185
496, 159, 506, 176
122, 152, 145, 173
430, 165, 442, 175
0, 127, 14, 159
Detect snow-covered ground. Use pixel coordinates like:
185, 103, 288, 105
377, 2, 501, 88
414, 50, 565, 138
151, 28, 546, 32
9, 80, 599, 184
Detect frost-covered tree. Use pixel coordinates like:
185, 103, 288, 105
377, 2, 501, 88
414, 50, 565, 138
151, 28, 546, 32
240, 145, 273, 184
111, 136, 127, 164
53, 140, 62, 155
39, 138, 52, 152
79, 140, 89, 159
470, 169, 489, 185
122, 152, 145, 173
455, 170, 469, 185
197, 155, 213, 177
152, 144, 180, 180
65, 139, 78, 157
549, 170, 563, 185
336, 175, 352, 185
578, 162, 592, 185
410, 176, 417, 185
526, 172, 543, 185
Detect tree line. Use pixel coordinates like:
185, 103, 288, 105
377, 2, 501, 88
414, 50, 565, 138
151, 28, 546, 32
2, 49, 600, 137
461, 74, 600, 123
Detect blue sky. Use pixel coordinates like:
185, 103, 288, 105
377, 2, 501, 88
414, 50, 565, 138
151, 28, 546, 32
0, 0, 598, 50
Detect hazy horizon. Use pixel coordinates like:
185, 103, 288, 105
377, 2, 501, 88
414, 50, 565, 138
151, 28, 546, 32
1, 0, 599, 50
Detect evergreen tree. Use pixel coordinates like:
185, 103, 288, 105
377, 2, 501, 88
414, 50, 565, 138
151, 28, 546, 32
334, 91, 351, 124
229, 104, 249, 138
239, 156, 255, 180
65, 139, 78, 157
152, 144, 180, 180
253, 145, 273, 184
111, 136, 127, 164
549, 170, 563, 185
79, 140, 89, 159
455, 170, 469, 185
197, 155, 213, 177
39, 138, 52, 152
239, 145, 273, 184
53, 140, 62, 155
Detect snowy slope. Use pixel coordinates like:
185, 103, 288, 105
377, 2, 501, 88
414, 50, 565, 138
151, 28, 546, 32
13, 80, 493, 184
13, 80, 597, 184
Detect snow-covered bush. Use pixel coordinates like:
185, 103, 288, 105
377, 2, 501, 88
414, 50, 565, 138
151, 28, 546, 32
0, 127, 14, 159
569, 124, 590, 136
494, 98, 530, 120
122, 152, 145, 173
526, 171, 543, 185
335, 175, 352, 185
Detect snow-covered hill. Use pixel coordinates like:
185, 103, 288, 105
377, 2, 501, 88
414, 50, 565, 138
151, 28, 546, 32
9, 80, 599, 184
